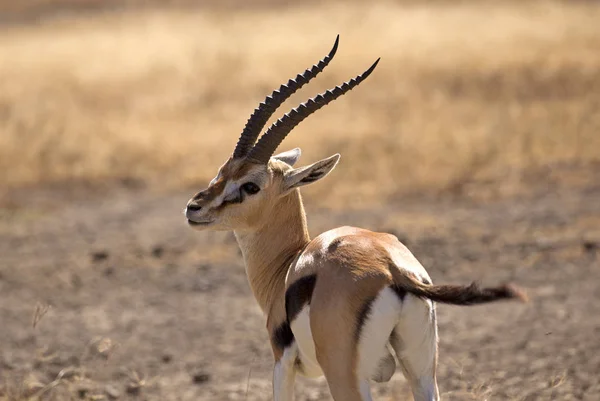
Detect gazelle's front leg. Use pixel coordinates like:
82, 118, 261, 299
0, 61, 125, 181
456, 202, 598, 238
273, 344, 298, 401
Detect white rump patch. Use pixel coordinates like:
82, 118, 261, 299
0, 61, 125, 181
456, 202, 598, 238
289, 306, 323, 378
392, 294, 437, 382
356, 287, 403, 381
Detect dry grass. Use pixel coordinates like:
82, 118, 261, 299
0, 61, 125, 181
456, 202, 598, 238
1, 0, 599, 206
0, 303, 118, 401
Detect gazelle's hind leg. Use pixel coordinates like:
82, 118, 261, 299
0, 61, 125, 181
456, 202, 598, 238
273, 344, 297, 401
311, 320, 367, 401
311, 287, 402, 401
390, 294, 440, 401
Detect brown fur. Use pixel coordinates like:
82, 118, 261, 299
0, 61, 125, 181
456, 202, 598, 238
234, 187, 309, 360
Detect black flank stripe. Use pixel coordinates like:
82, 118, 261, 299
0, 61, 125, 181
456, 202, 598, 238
272, 322, 294, 350
285, 275, 317, 323
354, 296, 375, 342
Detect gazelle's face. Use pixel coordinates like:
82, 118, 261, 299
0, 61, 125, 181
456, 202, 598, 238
185, 158, 279, 231
185, 149, 340, 232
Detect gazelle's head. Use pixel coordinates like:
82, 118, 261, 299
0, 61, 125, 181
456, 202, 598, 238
185, 36, 379, 231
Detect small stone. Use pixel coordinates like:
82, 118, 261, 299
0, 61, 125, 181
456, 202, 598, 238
105, 384, 120, 399
582, 240, 598, 252
192, 372, 211, 385
125, 383, 141, 395
71, 273, 83, 289
151, 246, 164, 258
77, 387, 88, 399
91, 251, 109, 262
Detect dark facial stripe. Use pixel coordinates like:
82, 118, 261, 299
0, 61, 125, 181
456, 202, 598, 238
354, 296, 375, 343
285, 274, 317, 323
192, 178, 226, 202
272, 321, 294, 350
217, 191, 244, 210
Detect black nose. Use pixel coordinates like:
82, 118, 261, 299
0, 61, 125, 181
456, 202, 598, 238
187, 203, 202, 212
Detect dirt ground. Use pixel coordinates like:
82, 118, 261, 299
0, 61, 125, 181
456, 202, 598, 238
1, 179, 599, 401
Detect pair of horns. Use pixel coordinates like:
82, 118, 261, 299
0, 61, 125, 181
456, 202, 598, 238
233, 35, 380, 164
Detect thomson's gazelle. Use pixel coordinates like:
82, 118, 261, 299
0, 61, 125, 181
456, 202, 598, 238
185, 36, 527, 401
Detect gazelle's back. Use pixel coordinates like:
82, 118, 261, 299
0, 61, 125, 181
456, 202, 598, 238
289, 226, 432, 289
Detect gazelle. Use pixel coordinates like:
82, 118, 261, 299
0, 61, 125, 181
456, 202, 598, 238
185, 36, 527, 401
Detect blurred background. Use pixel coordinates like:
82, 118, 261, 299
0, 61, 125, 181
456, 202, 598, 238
1, 0, 598, 204
1, 1, 599, 400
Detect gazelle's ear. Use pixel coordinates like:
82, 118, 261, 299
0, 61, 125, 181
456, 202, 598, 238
282, 154, 340, 193
272, 148, 301, 166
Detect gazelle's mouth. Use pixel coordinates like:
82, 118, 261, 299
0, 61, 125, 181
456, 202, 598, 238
187, 219, 213, 226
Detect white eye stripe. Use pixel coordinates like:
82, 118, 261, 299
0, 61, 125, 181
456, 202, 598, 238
220, 177, 263, 203
220, 182, 241, 203
223, 189, 241, 202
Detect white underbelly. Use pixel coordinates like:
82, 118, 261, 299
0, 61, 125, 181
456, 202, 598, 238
289, 306, 323, 378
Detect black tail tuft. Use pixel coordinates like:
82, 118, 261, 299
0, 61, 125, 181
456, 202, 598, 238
397, 281, 529, 305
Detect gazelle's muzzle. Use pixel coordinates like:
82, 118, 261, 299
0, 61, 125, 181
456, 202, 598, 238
185, 197, 213, 225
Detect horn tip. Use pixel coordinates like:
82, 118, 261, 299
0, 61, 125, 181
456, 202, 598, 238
329, 35, 340, 57
363, 57, 381, 77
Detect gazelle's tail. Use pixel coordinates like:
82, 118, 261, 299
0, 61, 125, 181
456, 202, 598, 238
390, 269, 528, 305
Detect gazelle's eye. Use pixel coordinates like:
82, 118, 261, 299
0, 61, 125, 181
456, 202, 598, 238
241, 182, 260, 195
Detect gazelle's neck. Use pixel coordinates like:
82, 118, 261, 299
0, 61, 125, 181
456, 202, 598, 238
234, 189, 310, 313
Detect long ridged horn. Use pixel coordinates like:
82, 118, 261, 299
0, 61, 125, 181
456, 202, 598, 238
247, 58, 380, 164
232, 36, 340, 159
